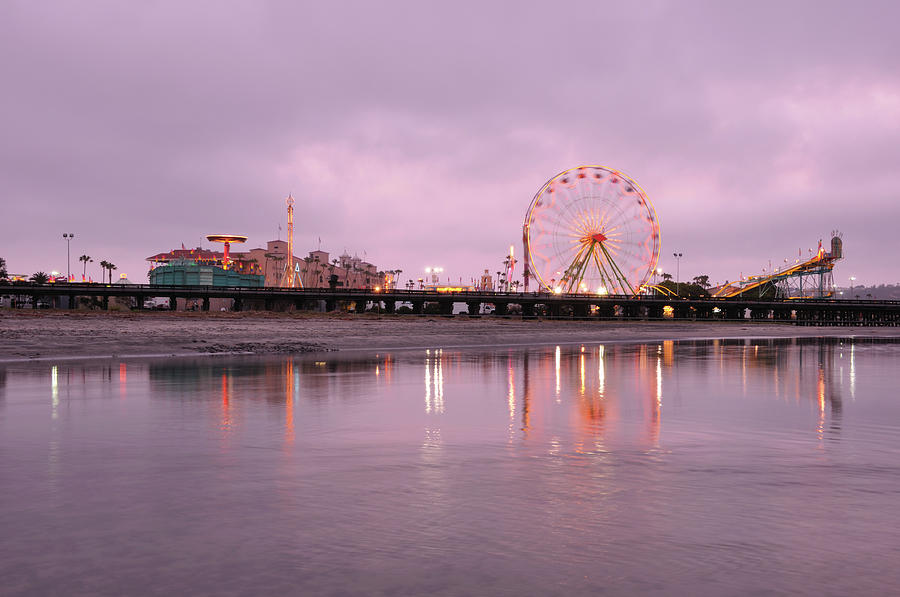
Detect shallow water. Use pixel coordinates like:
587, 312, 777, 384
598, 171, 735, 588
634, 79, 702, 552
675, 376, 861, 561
2, 338, 900, 596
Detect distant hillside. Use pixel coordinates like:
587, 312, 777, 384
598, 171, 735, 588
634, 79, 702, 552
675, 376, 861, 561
838, 284, 900, 300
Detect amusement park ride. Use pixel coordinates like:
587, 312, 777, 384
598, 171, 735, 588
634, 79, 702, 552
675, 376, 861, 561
521, 165, 842, 300
279, 194, 302, 288
711, 234, 843, 299
203, 169, 839, 298
205, 234, 248, 269
522, 165, 660, 296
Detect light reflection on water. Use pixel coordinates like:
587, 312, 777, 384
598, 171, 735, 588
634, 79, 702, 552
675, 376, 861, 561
1, 338, 900, 595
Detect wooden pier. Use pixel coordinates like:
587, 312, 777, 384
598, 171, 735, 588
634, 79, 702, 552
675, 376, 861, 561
4, 283, 900, 326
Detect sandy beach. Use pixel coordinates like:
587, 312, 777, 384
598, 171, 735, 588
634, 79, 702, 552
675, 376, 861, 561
1, 310, 898, 361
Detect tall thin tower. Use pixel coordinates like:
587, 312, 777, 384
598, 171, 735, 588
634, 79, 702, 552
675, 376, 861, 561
280, 194, 297, 287
522, 225, 530, 292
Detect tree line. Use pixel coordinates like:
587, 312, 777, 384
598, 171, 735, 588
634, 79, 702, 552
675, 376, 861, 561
0, 255, 119, 284
655, 272, 711, 298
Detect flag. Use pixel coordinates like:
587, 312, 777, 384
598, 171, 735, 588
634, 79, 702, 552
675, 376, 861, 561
181, 242, 185, 250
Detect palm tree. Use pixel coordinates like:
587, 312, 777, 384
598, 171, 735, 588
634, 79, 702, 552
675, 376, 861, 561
345, 265, 354, 288
99, 260, 110, 283
264, 253, 282, 283
326, 260, 338, 289
300, 256, 313, 287
268, 255, 284, 286
330, 259, 342, 287
31, 271, 50, 284
79, 254, 92, 281
107, 262, 117, 282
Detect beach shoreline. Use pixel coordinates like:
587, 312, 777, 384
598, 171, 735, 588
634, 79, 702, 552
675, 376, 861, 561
2, 310, 899, 362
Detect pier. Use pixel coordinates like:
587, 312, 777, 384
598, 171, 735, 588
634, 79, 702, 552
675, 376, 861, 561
5, 282, 900, 326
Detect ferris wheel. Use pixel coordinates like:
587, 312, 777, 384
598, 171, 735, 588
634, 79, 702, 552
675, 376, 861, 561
523, 165, 660, 295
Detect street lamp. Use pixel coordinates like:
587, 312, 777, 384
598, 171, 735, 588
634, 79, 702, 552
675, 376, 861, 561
849, 276, 856, 299
673, 252, 683, 296
425, 266, 443, 287
63, 233, 75, 281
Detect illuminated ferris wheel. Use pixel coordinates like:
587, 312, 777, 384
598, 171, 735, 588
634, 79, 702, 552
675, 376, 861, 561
523, 165, 660, 295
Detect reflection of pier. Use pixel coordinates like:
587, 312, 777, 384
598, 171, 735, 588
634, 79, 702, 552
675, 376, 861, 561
815, 340, 843, 441
22, 337, 859, 447
424, 349, 444, 414
499, 343, 664, 446
10, 282, 900, 325
498, 337, 857, 444
0, 337, 874, 454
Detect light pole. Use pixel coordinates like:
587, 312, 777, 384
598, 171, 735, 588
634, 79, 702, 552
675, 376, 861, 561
63, 233, 75, 281
425, 266, 443, 287
673, 252, 683, 296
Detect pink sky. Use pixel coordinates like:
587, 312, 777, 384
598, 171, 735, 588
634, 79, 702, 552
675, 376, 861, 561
2, 1, 898, 288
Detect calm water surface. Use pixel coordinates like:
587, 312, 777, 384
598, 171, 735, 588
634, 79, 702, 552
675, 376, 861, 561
2, 338, 900, 596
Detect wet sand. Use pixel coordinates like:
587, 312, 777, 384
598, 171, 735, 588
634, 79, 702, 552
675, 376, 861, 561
2, 310, 899, 361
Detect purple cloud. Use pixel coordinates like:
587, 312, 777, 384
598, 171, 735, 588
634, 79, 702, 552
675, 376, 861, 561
2, 0, 897, 288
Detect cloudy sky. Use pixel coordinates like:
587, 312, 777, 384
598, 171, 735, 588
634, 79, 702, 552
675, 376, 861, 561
2, 0, 898, 288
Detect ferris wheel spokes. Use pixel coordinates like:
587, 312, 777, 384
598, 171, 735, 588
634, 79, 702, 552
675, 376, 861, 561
556, 231, 638, 295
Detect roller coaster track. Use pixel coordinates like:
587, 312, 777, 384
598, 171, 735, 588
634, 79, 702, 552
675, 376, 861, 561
713, 248, 838, 299
650, 284, 677, 297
